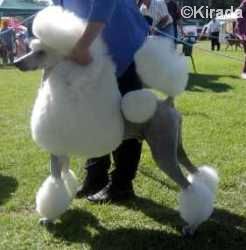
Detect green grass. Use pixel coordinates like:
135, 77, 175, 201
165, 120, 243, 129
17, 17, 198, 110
0, 42, 246, 250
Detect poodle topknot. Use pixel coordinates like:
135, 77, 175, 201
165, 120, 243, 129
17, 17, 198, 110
33, 6, 105, 57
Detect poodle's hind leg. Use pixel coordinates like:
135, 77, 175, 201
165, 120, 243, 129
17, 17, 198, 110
178, 118, 219, 198
36, 155, 72, 225
177, 118, 218, 235
177, 118, 198, 174
144, 104, 190, 190
145, 104, 215, 235
165, 98, 198, 175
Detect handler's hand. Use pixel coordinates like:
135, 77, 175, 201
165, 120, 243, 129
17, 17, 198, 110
68, 46, 92, 65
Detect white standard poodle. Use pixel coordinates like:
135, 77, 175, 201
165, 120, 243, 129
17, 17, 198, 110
15, 6, 219, 235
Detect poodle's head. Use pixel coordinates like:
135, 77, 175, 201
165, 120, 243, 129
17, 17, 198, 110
14, 39, 63, 71
15, 6, 104, 71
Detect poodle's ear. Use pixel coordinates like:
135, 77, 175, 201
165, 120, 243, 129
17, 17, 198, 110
30, 39, 45, 52
33, 6, 86, 55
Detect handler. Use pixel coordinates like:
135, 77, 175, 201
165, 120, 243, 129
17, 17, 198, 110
53, 0, 149, 202
207, 15, 221, 51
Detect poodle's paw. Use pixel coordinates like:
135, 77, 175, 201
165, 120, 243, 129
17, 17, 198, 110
179, 181, 214, 228
36, 176, 71, 221
62, 169, 79, 199
188, 166, 219, 195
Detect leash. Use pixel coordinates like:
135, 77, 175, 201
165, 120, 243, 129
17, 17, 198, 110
153, 27, 245, 64
201, 33, 244, 42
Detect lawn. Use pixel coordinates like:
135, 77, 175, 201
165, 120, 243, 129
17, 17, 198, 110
0, 42, 246, 250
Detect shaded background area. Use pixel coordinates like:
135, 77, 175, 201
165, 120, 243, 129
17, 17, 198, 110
0, 174, 18, 205
187, 73, 235, 92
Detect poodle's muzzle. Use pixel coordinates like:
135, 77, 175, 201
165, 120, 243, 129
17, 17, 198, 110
14, 50, 45, 71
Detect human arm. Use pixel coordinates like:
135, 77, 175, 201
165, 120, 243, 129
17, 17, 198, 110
140, 3, 148, 16
69, 22, 104, 65
156, 0, 171, 28
158, 15, 169, 28
69, 0, 117, 65
177, 19, 185, 37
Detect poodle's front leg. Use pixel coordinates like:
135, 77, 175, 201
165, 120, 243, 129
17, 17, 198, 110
37, 154, 72, 225
60, 156, 79, 199
50, 154, 63, 178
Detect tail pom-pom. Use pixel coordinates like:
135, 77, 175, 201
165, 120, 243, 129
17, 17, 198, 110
135, 36, 188, 97
121, 89, 158, 123
188, 166, 219, 195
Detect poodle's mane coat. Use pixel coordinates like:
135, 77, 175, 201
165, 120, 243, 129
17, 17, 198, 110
31, 59, 124, 156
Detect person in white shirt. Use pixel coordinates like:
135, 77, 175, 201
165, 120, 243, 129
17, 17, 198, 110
207, 16, 221, 51
140, 0, 174, 40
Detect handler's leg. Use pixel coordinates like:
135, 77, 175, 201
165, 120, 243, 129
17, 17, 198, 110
112, 63, 143, 199
87, 139, 142, 202
110, 139, 142, 199
87, 63, 143, 202
76, 155, 110, 198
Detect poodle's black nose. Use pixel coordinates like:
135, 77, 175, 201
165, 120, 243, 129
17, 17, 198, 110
14, 58, 28, 71
14, 50, 45, 71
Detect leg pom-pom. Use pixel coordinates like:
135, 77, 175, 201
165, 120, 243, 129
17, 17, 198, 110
188, 166, 219, 195
62, 169, 79, 199
36, 176, 71, 221
179, 182, 214, 228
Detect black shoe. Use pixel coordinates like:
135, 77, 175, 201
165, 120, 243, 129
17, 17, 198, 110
76, 174, 109, 198
76, 182, 107, 198
76, 157, 110, 198
87, 182, 135, 203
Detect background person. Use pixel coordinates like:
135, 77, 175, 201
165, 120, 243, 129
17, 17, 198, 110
166, 0, 183, 41
16, 31, 28, 58
53, 0, 149, 202
138, 0, 153, 26
207, 15, 221, 51
235, 0, 246, 79
0, 20, 15, 64
139, 0, 174, 39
